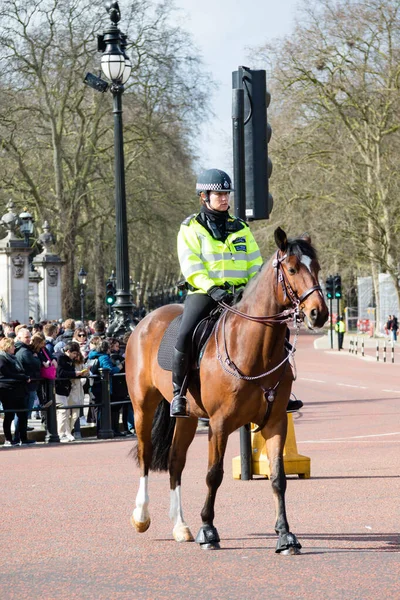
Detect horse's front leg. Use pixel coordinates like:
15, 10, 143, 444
264, 415, 302, 555
169, 417, 198, 542
195, 423, 228, 550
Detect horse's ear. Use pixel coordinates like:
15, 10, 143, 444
301, 232, 311, 244
274, 227, 288, 251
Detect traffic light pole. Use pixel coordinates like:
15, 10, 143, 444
330, 299, 333, 349
337, 298, 341, 351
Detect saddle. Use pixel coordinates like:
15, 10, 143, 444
157, 307, 223, 372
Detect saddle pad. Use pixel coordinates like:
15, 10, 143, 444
157, 315, 183, 372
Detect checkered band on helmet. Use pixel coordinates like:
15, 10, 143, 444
195, 169, 234, 195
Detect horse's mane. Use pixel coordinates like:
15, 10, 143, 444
240, 236, 318, 302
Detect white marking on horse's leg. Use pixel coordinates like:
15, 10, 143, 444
301, 255, 312, 272
170, 485, 194, 542
131, 476, 151, 532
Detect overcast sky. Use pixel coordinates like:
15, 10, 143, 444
173, 0, 300, 175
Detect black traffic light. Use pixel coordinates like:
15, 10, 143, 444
232, 66, 273, 220
105, 280, 116, 306
326, 276, 334, 299
334, 274, 342, 299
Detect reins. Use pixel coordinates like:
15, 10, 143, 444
214, 250, 322, 432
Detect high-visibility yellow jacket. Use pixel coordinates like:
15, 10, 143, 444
335, 320, 345, 333
178, 213, 263, 294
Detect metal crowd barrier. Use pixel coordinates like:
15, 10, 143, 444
0, 369, 131, 443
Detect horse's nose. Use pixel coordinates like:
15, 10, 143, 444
310, 308, 318, 323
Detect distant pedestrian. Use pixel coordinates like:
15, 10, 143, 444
390, 315, 398, 342
335, 315, 346, 350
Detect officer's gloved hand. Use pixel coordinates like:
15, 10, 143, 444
207, 285, 233, 304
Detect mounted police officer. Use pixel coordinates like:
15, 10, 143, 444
171, 168, 263, 417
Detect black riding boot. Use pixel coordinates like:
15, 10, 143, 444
171, 348, 190, 418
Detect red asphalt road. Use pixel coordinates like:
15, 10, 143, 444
1, 333, 399, 600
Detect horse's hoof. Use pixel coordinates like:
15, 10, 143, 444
281, 546, 301, 555
130, 515, 151, 533
173, 524, 194, 542
200, 542, 220, 550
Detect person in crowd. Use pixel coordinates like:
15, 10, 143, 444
43, 323, 58, 358
32, 323, 43, 334
14, 327, 41, 441
55, 341, 88, 442
54, 319, 76, 356
90, 320, 107, 340
385, 315, 392, 338
84, 335, 102, 425
335, 315, 346, 350
73, 328, 89, 359
0, 337, 34, 446
120, 331, 135, 435
30, 333, 49, 417
87, 338, 123, 437
108, 337, 128, 437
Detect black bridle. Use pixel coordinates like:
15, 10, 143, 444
214, 250, 323, 431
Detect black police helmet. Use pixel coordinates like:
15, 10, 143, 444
195, 169, 234, 196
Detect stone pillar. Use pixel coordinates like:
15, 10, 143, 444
33, 221, 65, 320
0, 200, 32, 323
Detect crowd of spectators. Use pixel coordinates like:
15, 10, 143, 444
0, 318, 134, 447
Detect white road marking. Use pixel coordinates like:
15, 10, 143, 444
299, 377, 326, 383
382, 389, 400, 394
300, 431, 400, 443
336, 383, 368, 389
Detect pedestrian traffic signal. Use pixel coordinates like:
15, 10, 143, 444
326, 276, 334, 299
334, 274, 342, 299
105, 280, 116, 306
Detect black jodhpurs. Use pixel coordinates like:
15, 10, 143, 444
175, 293, 216, 353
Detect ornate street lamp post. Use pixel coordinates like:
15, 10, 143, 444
19, 208, 35, 247
85, 1, 134, 338
78, 267, 87, 322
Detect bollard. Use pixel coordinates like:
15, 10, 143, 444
45, 379, 60, 443
232, 413, 310, 479
383, 341, 387, 363
349, 337, 352, 353
362, 338, 365, 357
239, 424, 252, 480
97, 369, 114, 439
392, 341, 395, 363
355, 337, 358, 355
376, 341, 379, 362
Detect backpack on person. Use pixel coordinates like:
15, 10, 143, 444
86, 357, 100, 376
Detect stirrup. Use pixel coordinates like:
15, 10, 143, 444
170, 394, 189, 418
287, 397, 303, 412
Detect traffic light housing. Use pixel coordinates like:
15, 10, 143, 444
105, 280, 116, 306
326, 276, 334, 299
334, 275, 342, 299
232, 66, 273, 220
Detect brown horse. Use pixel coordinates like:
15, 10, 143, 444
125, 227, 328, 553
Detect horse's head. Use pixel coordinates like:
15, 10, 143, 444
274, 227, 329, 329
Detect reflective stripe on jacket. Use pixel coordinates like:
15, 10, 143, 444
177, 215, 263, 294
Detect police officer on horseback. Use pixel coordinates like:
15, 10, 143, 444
171, 168, 263, 417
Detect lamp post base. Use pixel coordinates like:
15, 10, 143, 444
107, 306, 138, 339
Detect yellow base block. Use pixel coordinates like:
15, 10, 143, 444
232, 413, 310, 480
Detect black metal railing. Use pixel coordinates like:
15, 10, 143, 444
0, 369, 132, 443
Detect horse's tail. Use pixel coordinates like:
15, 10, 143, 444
132, 399, 175, 472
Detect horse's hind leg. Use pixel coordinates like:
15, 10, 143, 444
169, 417, 198, 542
130, 390, 161, 533
263, 417, 302, 555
